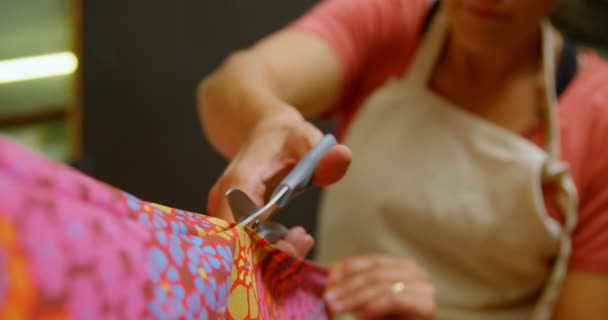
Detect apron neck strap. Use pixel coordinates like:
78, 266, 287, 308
540, 21, 561, 160
403, 8, 449, 88
406, 10, 562, 160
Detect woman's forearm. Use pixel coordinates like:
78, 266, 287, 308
197, 29, 344, 159
197, 50, 303, 159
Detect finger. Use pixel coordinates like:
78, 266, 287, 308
329, 254, 391, 283
358, 283, 436, 319
355, 314, 402, 320
325, 256, 390, 304
331, 255, 424, 283
283, 226, 315, 258
326, 268, 412, 313
262, 143, 351, 195
285, 122, 350, 187
312, 144, 352, 186
325, 274, 386, 315
207, 179, 234, 222
261, 163, 294, 202
295, 233, 314, 258
207, 157, 269, 221
274, 239, 297, 256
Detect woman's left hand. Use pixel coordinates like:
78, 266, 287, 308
324, 254, 436, 320
273, 226, 315, 259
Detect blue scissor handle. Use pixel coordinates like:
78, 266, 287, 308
270, 134, 337, 208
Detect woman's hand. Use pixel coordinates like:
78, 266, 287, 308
207, 115, 351, 222
205, 115, 350, 258
273, 226, 315, 258
324, 254, 436, 320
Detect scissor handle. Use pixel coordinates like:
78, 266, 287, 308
270, 134, 337, 208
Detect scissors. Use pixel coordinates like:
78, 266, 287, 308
225, 134, 337, 243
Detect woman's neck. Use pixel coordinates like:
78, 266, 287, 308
442, 30, 546, 84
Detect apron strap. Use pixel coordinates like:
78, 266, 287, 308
535, 21, 579, 320
534, 161, 579, 319
541, 20, 560, 158
403, 8, 449, 88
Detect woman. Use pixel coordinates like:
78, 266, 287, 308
198, 0, 608, 319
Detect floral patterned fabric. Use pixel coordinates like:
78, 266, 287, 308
0, 135, 329, 319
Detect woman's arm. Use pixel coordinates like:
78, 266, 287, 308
198, 28, 352, 221
197, 28, 343, 159
553, 272, 608, 319
197, 0, 430, 220
198, 0, 432, 160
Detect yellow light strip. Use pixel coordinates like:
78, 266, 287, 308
0, 52, 78, 84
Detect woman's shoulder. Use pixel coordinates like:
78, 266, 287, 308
292, 0, 433, 57
567, 50, 608, 103
292, 0, 435, 126
559, 49, 607, 184
561, 50, 608, 126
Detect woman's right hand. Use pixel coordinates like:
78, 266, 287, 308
198, 25, 349, 229
206, 113, 352, 225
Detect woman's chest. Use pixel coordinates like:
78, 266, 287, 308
428, 70, 546, 135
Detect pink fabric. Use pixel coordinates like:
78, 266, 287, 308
0, 135, 329, 319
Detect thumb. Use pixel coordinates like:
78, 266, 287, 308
207, 178, 236, 222
207, 169, 264, 223
312, 144, 352, 186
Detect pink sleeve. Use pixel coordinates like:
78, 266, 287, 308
291, 0, 431, 113
570, 183, 608, 274
568, 55, 608, 274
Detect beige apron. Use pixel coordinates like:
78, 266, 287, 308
316, 8, 578, 320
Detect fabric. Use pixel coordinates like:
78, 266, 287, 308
0, 135, 329, 320
314, 7, 576, 320
292, 0, 608, 274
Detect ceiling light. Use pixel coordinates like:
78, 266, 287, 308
0, 51, 78, 84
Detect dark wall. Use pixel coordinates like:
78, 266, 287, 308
81, 1, 330, 239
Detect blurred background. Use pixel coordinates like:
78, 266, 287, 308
0, 0, 606, 247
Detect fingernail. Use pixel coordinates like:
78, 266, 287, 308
328, 266, 342, 280
328, 272, 339, 282
324, 289, 337, 301
328, 300, 343, 313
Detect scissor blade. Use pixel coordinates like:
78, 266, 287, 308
238, 186, 290, 227
227, 134, 336, 228
225, 188, 259, 223
256, 221, 289, 243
